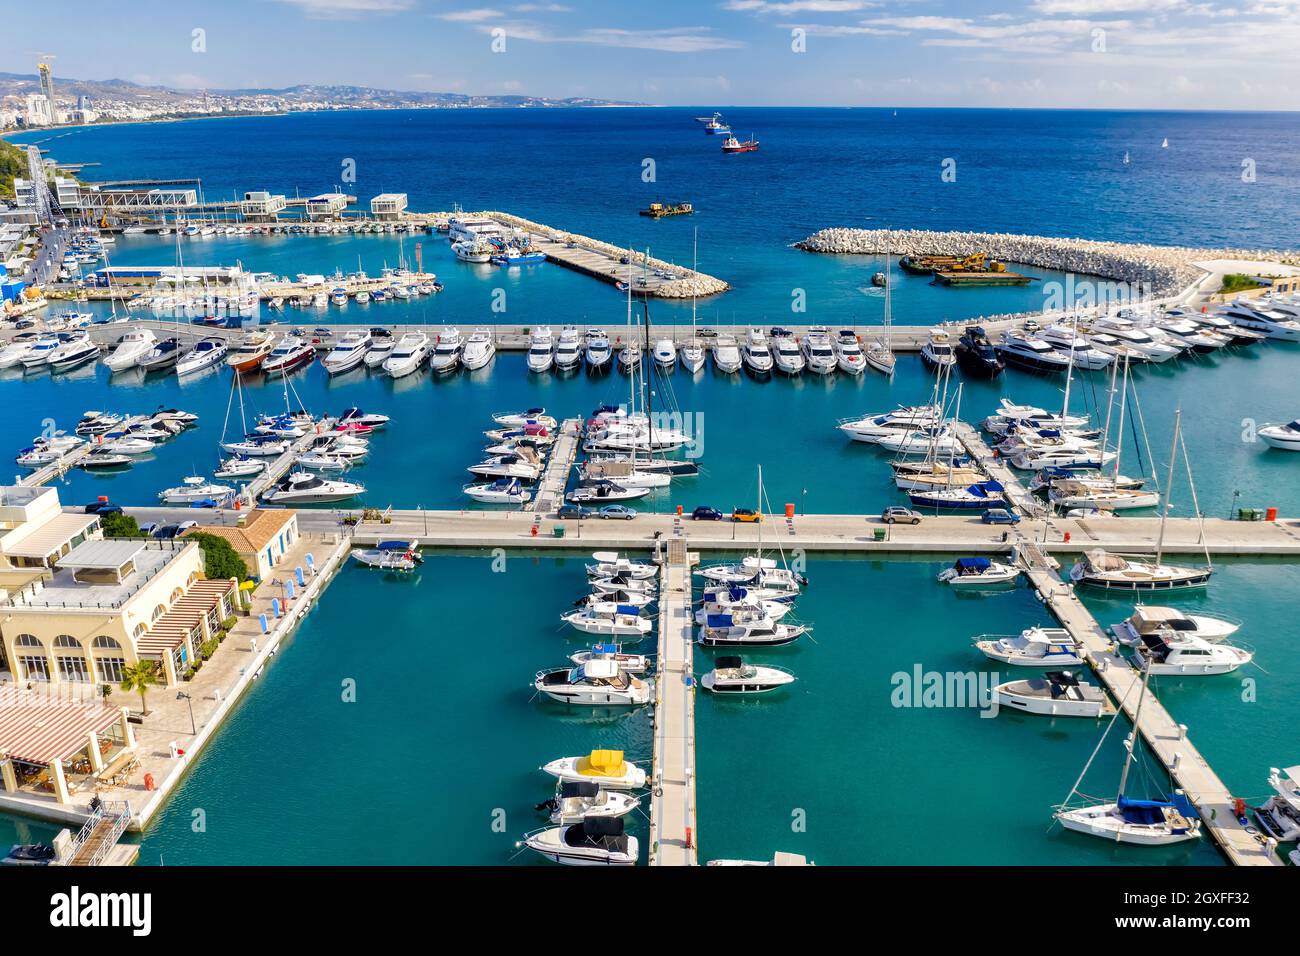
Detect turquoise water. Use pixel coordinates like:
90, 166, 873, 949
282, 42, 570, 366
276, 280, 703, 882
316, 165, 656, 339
11, 551, 1294, 865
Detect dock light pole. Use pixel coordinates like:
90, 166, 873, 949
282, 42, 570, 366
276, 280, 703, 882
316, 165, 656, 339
176, 691, 195, 736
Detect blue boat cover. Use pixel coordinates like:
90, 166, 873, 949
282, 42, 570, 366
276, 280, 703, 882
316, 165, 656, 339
955, 557, 992, 571
727, 587, 748, 601
615, 604, 640, 616
706, 614, 734, 627
377, 541, 410, 551
591, 643, 617, 654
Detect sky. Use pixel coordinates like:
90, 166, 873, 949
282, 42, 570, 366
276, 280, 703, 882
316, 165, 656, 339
4, 0, 1299, 109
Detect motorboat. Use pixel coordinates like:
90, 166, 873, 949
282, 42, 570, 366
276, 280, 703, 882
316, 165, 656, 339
221, 436, 290, 457
382, 332, 430, 378
995, 671, 1113, 718
955, 326, 1005, 378
492, 408, 555, 429
363, 329, 395, 368
296, 451, 354, 472
982, 398, 1090, 436
78, 451, 133, 470
875, 427, 963, 458
838, 405, 942, 443
1089, 319, 1181, 362
338, 407, 389, 430
584, 329, 611, 371
908, 480, 1007, 511
647, 336, 675, 370
711, 334, 742, 373
1, 842, 58, 866
920, 330, 956, 371
701, 656, 795, 694
1157, 317, 1227, 352
833, 330, 866, 375
1258, 420, 1300, 451
553, 326, 583, 371
801, 327, 837, 375
567, 480, 649, 504
996, 331, 1071, 374
523, 818, 638, 866
1010, 447, 1114, 471
135, 337, 183, 372
226, 329, 277, 371
541, 750, 647, 790
974, 627, 1083, 666
534, 658, 653, 706
561, 602, 653, 638
261, 336, 315, 377
586, 552, 657, 580
1253, 766, 1300, 843
350, 540, 423, 571
176, 337, 228, 376
151, 407, 199, 429
48, 337, 101, 372
771, 331, 805, 375
1218, 300, 1300, 341
103, 329, 158, 371
261, 471, 365, 504
568, 644, 650, 675
526, 327, 554, 373
697, 615, 806, 647
98, 434, 158, 456
429, 328, 464, 374
158, 475, 235, 504
19, 335, 64, 369
937, 557, 1019, 586
1189, 312, 1266, 344
467, 453, 542, 480
1069, 550, 1211, 590
699, 556, 806, 590
463, 478, 531, 505
0, 333, 43, 368
590, 576, 657, 598
1129, 631, 1252, 675
536, 781, 640, 827
74, 413, 123, 438
742, 328, 774, 375
575, 459, 670, 489
461, 329, 495, 370
1110, 605, 1240, 646
1037, 324, 1113, 370
214, 455, 266, 479
322, 329, 372, 375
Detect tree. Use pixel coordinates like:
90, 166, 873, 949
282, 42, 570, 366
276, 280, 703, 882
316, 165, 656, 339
100, 512, 147, 539
187, 532, 249, 582
119, 660, 160, 716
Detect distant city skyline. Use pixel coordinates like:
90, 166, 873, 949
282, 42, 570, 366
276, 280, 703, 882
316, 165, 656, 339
3, 0, 1298, 111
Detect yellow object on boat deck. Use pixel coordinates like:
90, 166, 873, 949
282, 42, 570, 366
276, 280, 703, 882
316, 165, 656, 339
577, 749, 626, 777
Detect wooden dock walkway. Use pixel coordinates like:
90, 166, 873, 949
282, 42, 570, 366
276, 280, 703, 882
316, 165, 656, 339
529, 418, 581, 514
649, 537, 698, 866
952, 421, 1047, 517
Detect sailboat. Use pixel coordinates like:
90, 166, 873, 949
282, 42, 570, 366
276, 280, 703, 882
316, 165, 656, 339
679, 229, 706, 373
865, 236, 896, 376
1054, 658, 1202, 845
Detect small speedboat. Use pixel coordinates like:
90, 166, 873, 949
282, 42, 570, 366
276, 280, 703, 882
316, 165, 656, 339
1258, 420, 1300, 451
214, 456, 265, 479
464, 477, 531, 505
261, 471, 365, 504
536, 781, 640, 826
523, 818, 638, 866
175, 337, 228, 376
937, 557, 1020, 586
137, 337, 182, 371
697, 615, 806, 647
541, 750, 647, 790
350, 540, 423, 571
995, 671, 1113, 718
534, 658, 653, 706
491, 407, 556, 429
586, 552, 656, 580
566, 480, 649, 504
159, 475, 235, 504
561, 602, 653, 638
467, 453, 542, 480
702, 656, 795, 694
338, 408, 390, 430
974, 627, 1082, 666
1, 843, 58, 866
78, 452, 133, 470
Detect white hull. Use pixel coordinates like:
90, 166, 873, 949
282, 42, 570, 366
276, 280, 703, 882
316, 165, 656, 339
1056, 805, 1200, 845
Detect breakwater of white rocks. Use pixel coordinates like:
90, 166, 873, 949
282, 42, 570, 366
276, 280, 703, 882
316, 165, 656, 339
797, 228, 1300, 298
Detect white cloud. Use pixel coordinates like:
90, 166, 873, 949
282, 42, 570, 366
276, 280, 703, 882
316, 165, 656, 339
724, 0, 877, 13
436, 8, 505, 21
273, 0, 414, 18
472, 22, 746, 51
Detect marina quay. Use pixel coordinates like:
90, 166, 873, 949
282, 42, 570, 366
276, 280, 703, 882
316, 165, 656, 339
2, 12, 1300, 926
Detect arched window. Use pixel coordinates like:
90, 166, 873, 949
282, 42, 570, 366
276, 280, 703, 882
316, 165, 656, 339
92, 636, 122, 649
187, 571, 199, 586
170, 587, 184, 603
132, 623, 146, 639
15, 633, 41, 648
151, 604, 166, 622
53, 635, 82, 649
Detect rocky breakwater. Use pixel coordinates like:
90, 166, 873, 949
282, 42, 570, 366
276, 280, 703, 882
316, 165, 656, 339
797, 228, 1300, 299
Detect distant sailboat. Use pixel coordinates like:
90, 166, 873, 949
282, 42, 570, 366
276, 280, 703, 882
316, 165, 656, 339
1161, 138, 1168, 148
1123, 151, 1130, 166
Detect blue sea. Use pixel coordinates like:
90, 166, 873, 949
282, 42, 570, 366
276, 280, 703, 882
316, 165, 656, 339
3, 108, 1298, 865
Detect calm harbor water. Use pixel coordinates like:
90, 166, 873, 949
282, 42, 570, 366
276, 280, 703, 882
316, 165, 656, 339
3, 108, 1298, 865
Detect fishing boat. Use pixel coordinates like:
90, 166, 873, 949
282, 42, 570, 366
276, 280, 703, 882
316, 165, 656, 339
261, 471, 365, 504
523, 817, 638, 866
103, 329, 158, 371
561, 602, 653, 638
261, 336, 316, 377
721, 134, 759, 153
534, 658, 653, 706
801, 327, 838, 375
526, 327, 554, 373
382, 332, 430, 378
428, 328, 464, 374
350, 540, 423, 571
226, 329, 277, 371
955, 325, 1004, 378
176, 337, 228, 376
711, 334, 742, 373
937, 557, 1020, 586
536, 781, 639, 827
214, 455, 265, 479
158, 476, 234, 504
833, 330, 866, 375
463, 477, 531, 505
995, 671, 1113, 718
322, 329, 372, 375
702, 112, 730, 134
974, 627, 1083, 666
583, 329, 611, 372
701, 656, 795, 694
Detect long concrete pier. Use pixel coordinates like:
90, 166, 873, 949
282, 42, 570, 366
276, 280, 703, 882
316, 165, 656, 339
649, 536, 698, 866
528, 418, 580, 514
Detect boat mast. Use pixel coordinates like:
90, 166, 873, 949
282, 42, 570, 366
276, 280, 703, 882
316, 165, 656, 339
1116, 653, 1154, 803
691, 228, 698, 350
1060, 315, 1079, 422
1098, 350, 1120, 476
883, 232, 893, 355
1154, 407, 1181, 567
1111, 355, 1130, 483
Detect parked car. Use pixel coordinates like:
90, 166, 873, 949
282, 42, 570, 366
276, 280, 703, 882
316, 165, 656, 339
692, 505, 723, 521
881, 506, 922, 525
84, 501, 123, 516
598, 505, 638, 520
152, 520, 199, 539
557, 503, 594, 520
981, 508, 1021, 525
731, 508, 762, 523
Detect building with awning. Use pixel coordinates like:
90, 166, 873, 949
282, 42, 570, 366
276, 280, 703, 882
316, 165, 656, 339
0, 684, 136, 805
1, 510, 101, 569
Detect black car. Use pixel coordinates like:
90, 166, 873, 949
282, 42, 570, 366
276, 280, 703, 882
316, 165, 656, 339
84, 501, 123, 516
692, 505, 723, 521
557, 503, 595, 519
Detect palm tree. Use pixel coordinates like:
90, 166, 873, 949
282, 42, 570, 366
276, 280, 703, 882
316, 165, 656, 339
119, 661, 160, 716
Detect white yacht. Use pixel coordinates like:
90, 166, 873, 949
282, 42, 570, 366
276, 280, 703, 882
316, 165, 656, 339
833, 330, 866, 375
1157, 317, 1226, 352
538, 780, 640, 827
711, 333, 742, 373
996, 331, 1071, 374
321, 329, 372, 375
1069, 550, 1211, 590
221, 437, 290, 457
995, 671, 1113, 718
461, 329, 496, 370
103, 329, 158, 371
568, 645, 650, 674
553, 327, 582, 371
561, 602, 653, 638
534, 658, 653, 706
699, 555, 805, 590
1038, 324, 1114, 370
1219, 300, 1300, 341
350, 540, 423, 572
651, 337, 677, 369
214, 456, 266, 480
541, 750, 647, 790
1090, 319, 1180, 362
261, 471, 365, 504
523, 818, 638, 867
463, 477, 531, 505
158, 476, 235, 504
697, 615, 806, 647
837, 405, 941, 443
1253, 766, 1300, 843
974, 627, 1083, 666
467, 452, 542, 480
1110, 605, 1240, 646
771, 331, 805, 375
363, 330, 395, 368
1129, 631, 1252, 675
920, 330, 956, 371
492, 407, 555, 429
47, 337, 101, 372
801, 327, 837, 375
583, 329, 612, 371
937, 557, 1020, 587
175, 338, 228, 376
526, 327, 554, 373
428, 328, 464, 374
875, 427, 963, 458
586, 552, 657, 580
382, 332, 430, 378
741, 328, 774, 375
1258, 419, 1300, 451
701, 656, 795, 694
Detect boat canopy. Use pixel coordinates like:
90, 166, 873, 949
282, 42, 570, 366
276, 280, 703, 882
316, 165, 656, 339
591, 643, 618, 654
715, 656, 744, 670
1083, 550, 1129, 572
706, 614, 734, 628
576, 750, 627, 777
581, 659, 620, 679
1043, 670, 1080, 686
954, 557, 992, 571
968, 481, 1005, 497
741, 556, 777, 570
559, 780, 599, 798
1130, 606, 1195, 631
376, 540, 415, 552
614, 604, 640, 616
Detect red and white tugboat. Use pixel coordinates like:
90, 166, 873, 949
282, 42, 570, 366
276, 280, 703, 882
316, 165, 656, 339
721, 134, 759, 154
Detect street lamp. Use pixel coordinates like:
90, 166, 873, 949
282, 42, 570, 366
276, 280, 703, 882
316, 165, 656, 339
176, 691, 195, 736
